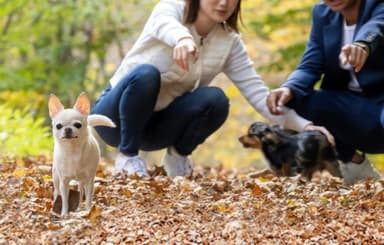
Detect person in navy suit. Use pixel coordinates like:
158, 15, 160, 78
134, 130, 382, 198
266, 0, 383, 184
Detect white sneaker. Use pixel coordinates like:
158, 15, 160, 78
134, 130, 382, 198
162, 147, 193, 177
115, 154, 149, 177
340, 158, 381, 185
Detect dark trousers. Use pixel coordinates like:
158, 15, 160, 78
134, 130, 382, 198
91, 64, 229, 156
290, 89, 384, 162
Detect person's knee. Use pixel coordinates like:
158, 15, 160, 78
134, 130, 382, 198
294, 90, 338, 120
202, 87, 229, 117
135, 64, 160, 81
179, 87, 229, 123
129, 64, 161, 96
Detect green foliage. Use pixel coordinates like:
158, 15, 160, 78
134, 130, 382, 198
0, 0, 156, 106
0, 103, 52, 157
0, 90, 46, 117
0, 0, 156, 158
0, 0, 159, 158
261, 42, 307, 72
246, 0, 317, 72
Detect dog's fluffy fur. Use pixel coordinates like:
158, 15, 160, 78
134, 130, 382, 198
49, 92, 115, 215
239, 121, 342, 180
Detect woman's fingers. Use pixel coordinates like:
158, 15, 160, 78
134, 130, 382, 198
173, 37, 198, 71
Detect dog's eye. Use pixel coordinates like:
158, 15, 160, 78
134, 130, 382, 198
56, 123, 63, 130
73, 122, 82, 129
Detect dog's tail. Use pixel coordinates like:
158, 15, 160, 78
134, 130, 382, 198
88, 114, 116, 128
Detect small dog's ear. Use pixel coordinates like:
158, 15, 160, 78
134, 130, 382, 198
249, 121, 270, 137
48, 94, 64, 118
74, 92, 90, 115
238, 135, 261, 149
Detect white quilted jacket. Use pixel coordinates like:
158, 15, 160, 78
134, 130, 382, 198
110, 0, 311, 131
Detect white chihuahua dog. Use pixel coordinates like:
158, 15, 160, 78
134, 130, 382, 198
49, 92, 115, 215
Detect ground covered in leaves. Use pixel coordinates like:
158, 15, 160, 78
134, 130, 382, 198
1, 156, 384, 244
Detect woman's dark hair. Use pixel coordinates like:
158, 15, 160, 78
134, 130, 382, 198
183, 0, 242, 32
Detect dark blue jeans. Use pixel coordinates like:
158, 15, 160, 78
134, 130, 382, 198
91, 64, 229, 156
289, 89, 384, 162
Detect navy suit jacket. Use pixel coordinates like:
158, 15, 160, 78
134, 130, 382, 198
284, 0, 384, 99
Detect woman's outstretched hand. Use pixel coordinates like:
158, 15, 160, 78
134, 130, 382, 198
173, 37, 199, 72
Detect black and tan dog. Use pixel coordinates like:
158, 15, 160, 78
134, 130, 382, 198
239, 121, 342, 180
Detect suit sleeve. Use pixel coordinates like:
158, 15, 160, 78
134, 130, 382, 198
282, 5, 325, 100
354, 1, 384, 54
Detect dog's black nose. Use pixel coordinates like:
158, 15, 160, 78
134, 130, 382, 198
64, 127, 72, 137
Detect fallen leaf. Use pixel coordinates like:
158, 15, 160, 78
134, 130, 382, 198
86, 205, 102, 224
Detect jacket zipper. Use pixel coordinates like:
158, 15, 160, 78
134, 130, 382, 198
193, 37, 204, 90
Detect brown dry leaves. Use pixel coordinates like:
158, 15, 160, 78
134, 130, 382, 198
1, 156, 384, 244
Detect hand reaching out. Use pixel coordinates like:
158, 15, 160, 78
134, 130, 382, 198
267, 88, 335, 145
267, 87, 293, 115
173, 37, 199, 71
339, 43, 369, 73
